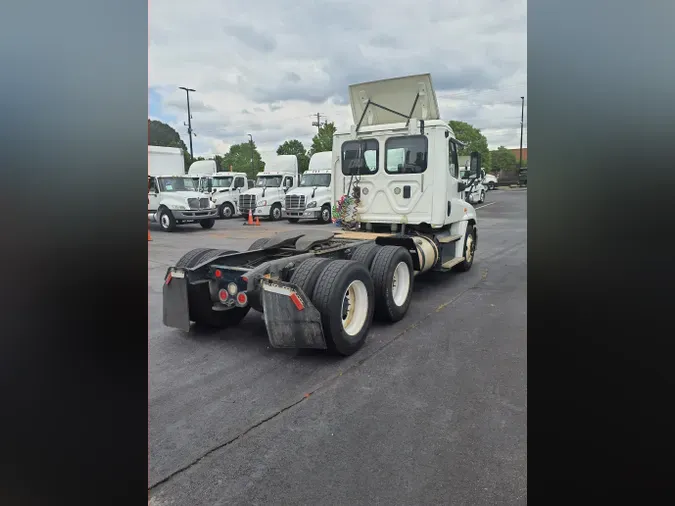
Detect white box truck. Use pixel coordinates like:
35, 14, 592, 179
238, 155, 299, 221
282, 151, 334, 224
148, 146, 218, 232
162, 74, 482, 357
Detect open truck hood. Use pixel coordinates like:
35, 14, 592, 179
348, 73, 440, 127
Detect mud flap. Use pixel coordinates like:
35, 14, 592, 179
261, 279, 326, 350
162, 269, 191, 332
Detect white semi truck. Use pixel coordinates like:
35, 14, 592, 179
210, 171, 250, 219
238, 155, 299, 221
162, 74, 482, 357
282, 151, 333, 224
460, 164, 487, 204
148, 146, 218, 232
187, 159, 217, 195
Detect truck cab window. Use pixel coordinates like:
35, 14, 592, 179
148, 178, 157, 193
449, 140, 459, 179
284, 176, 293, 188
341, 139, 379, 175
234, 177, 245, 188
385, 136, 428, 174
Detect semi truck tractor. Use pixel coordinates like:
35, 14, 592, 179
162, 74, 482, 356
282, 151, 333, 224
238, 155, 299, 221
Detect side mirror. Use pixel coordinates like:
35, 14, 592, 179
470, 151, 482, 178
458, 182, 467, 192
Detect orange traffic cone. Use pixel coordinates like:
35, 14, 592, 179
246, 209, 254, 225
148, 229, 152, 241
255, 217, 260, 226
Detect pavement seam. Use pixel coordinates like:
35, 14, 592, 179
148, 284, 474, 494
148, 395, 308, 492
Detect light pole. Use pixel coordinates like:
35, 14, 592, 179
248, 134, 254, 175
519, 96, 525, 170
179, 86, 196, 161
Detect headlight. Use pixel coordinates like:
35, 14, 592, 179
306, 201, 317, 209
257, 200, 267, 207
169, 204, 187, 210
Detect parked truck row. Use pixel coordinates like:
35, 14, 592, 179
161, 73, 486, 358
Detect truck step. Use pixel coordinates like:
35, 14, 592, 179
441, 257, 465, 269
437, 233, 462, 244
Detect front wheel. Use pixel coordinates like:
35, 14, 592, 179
218, 202, 234, 219
158, 207, 176, 232
479, 191, 485, 203
455, 225, 476, 272
318, 204, 332, 224
487, 182, 495, 191
200, 218, 215, 229
269, 204, 282, 221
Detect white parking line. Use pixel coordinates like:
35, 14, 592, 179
475, 202, 497, 210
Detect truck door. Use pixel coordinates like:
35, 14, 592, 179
148, 177, 160, 211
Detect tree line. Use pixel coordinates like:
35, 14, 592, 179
148, 118, 522, 178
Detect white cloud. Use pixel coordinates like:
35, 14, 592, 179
149, 0, 526, 161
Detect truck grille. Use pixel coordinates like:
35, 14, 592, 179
187, 198, 211, 209
285, 194, 306, 210
239, 194, 256, 212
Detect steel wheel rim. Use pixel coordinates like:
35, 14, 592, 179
466, 233, 475, 263
160, 213, 170, 228
224, 205, 232, 218
341, 280, 369, 337
391, 261, 410, 306
322, 208, 330, 222
273, 207, 280, 219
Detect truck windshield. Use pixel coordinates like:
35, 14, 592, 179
212, 176, 233, 188
256, 176, 282, 187
157, 177, 197, 192
299, 173, 331, 187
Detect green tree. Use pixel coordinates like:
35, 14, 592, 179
449, 120, 491, 169
490, 146, 519, 172
309, 122, 337, 156
220, 141, 265, 179
148, 119, 192, 170
277, 139, 309, 172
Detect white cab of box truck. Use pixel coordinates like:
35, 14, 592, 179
210, 171, 250, 219
148, 146, 218, 232
238, 155, 299, 221
282, 151, 334, 224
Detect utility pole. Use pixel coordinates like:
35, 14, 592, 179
519, 96, 525, 170
179, 86, 196, 161
312, 112, 326, 132
248, 134, 254, 176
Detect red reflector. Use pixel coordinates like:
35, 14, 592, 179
165, 273, 172, 285
215, 269, 222, 278
289, 292, 304, 311
237, 292, 248, 305
218, 289, 228, 301
241, 276, 248, 283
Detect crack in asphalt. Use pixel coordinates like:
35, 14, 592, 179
148, 237, 526, 494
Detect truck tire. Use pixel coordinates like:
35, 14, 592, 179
200, 218, 216, 229
311, 260, 375, 356
175, 248, 214, 268
248, 237, 270, 251
287, 218, 300, 223
478, 191, 485, 204
289, 257, 331, 294
269, 203, 282, 221
370, 246, 414, 322
158, 207, 176, 232
349, 242, 381, 269
455, 224, 476, 272
487, 182, 495, 191
218, 202, 234, 219
318, 204, 332, 224
189, 284, 250, 328
197, 248, 237, 264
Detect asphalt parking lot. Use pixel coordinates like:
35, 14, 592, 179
148, 188, 527, 505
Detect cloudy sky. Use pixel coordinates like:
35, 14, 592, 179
149, 0, 526, 163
